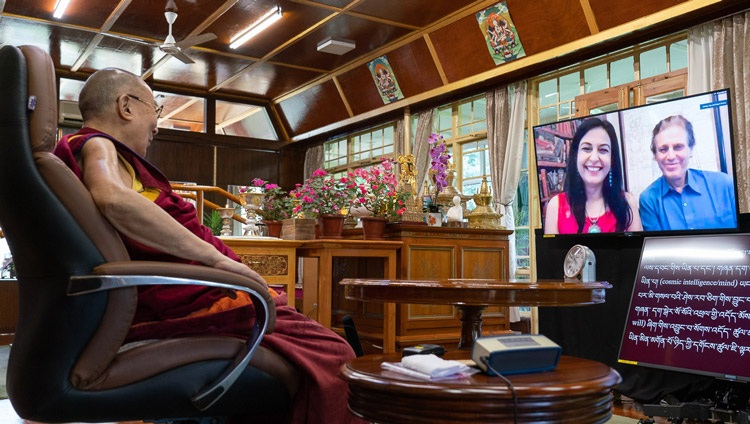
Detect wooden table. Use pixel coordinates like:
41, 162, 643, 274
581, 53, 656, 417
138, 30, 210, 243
340, 350, 622, 424
341, 278, 612, 351
296, 240, 401, 350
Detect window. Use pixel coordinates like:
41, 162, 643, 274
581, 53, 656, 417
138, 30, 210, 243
323, 124, 397, 174
216, 100, 277, 140
155, 91, 205, 133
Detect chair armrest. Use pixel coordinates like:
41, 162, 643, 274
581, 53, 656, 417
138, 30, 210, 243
67, 260, 275, 411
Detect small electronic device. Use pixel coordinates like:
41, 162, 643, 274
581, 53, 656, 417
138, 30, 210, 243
402, 344, 445, 357
563, 244, 596, 283
471, 334, 561, 376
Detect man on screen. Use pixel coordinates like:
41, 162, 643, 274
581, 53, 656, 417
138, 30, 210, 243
639, 115, 737, 231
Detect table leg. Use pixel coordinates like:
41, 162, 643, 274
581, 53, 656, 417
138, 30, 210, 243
456, 305, 486, 350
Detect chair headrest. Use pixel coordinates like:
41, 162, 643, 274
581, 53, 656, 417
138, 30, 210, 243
19, 45, 58, 153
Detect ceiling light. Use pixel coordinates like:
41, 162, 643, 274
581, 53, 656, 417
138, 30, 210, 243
317, 37, 355, 55
53, 0, 71, 19
229, 6, 282, 49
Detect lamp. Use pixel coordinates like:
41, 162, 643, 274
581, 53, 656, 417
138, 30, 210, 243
317, 37, 356, 55
229, 6, 282, 49
53, 0, 71, 19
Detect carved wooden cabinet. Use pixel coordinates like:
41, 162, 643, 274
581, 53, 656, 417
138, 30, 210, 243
342, 224, 512, 350
220, 237, 303, 306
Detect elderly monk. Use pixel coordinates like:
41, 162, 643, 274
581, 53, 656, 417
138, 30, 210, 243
54, 67, 362, 424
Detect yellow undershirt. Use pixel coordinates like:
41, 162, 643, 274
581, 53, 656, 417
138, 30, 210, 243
119, 153, 160, 201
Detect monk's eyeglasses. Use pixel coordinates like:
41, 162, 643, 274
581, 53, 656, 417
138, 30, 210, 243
126, 94, 164, 119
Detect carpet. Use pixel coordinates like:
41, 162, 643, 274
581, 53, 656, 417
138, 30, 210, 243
0, 345, 8, 399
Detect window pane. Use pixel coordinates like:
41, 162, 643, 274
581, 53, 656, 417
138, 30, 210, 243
156, 91, 206, 132
462, 150, 483, 178
640, 46, 667, 79
559, 72, 580, 101
584, 64, 607, 93
610, 56, 634, 86
514, 170, 529, 227
539, 79, 558, 106
670, 40, 687, 71
539, 106, 558, 124
216, 100, 277, 140
437, 107, 453, 134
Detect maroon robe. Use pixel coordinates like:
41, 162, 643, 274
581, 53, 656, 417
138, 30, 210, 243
54, 127, 361, 424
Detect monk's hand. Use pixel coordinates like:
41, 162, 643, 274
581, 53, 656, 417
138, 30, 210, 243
213, 257, 269, 289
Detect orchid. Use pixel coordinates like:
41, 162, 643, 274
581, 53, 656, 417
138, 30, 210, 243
425, 133, 451, 212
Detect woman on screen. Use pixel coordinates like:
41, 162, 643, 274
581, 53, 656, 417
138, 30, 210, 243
544, 117, 642, 234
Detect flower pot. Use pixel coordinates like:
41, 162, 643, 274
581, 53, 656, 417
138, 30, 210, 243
425, 212, 443, 227
318, 214, 345, 239
361, 216, 388, 240
264, 220, 283, 238
281, 218, 316, 240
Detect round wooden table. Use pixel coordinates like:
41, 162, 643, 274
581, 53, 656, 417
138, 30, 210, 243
340, 278, 612, 349
341, 350, 622, 424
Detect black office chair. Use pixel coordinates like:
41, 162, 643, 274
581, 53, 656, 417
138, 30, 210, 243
0, 44, 298, 423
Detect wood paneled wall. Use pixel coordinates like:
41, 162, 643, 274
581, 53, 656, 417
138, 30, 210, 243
274, 0, 742, 141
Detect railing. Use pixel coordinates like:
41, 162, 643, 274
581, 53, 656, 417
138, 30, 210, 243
170, 183, 246, 224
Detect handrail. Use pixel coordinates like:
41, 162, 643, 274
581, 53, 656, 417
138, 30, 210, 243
170, 183, 246, 224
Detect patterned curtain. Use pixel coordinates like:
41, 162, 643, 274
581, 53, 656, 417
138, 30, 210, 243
711, 10, 750, 213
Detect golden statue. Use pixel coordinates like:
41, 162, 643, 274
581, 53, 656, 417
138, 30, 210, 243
467, 177, 504, 229
396, 154, 424, 222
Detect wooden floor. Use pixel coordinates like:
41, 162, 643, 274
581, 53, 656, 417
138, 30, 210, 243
0, 395, 683, 424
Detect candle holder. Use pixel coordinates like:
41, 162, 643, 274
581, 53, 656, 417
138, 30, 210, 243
216, 207, 235, 236
238, 187, 265, 236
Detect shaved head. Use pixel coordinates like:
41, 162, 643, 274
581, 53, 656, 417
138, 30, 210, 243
78, 68, 146, 121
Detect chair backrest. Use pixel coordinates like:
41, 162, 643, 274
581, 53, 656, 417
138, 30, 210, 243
0, 44, 138, 418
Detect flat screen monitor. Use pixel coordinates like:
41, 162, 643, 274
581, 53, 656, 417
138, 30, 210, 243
533, 88, 738, 236
618, 233, 750, 382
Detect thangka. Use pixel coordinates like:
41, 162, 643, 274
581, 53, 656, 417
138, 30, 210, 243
367, 55, 404, 104
476, 2, 526, 66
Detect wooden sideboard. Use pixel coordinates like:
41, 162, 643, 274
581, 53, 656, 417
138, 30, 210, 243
342, 224, 513, 350
220, 237, 303, 307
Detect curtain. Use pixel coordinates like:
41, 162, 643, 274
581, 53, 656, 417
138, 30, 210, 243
394, 118, 405, 158
303, 144, 324, 180
687, 23, 713, 95
711, 10, 750, 214
487, 81, 527, 323
486, 81, 528, 278
413, 109, 436, 197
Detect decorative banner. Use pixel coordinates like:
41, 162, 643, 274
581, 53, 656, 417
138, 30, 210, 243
367, 55, 404, 104
476, 2, 525, 66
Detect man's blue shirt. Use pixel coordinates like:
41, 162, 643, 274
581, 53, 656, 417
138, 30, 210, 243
639, 169, 737, 231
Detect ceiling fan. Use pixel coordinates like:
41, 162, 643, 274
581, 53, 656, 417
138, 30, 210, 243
158, 0, 216, 64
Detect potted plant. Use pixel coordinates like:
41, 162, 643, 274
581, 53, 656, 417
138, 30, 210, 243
350, 159, 411, 239
291, 168, 354, 238
424, 133, 451, 226
251, 178, 292, 238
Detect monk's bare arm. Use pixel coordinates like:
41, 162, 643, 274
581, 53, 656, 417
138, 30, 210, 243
79, 137, 265, 283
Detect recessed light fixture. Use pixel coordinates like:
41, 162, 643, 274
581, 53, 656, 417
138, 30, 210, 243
229, 5, 282, 49
316, 37, 356, 55
53, 0, 71, 19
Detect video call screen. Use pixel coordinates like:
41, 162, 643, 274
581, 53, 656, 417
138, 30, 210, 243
533, 88, 738, 236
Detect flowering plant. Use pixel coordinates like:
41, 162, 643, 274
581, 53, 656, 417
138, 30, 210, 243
425, 133, 451, 212
291, 168, 354, 218
237, 179, 264, 194
350, 159, 410, 219
249, 178, 293, 221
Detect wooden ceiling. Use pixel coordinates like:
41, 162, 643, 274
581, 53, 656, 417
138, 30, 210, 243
1, 0, 748, 146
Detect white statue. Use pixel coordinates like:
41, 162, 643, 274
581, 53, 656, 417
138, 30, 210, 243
446, 195, 463, 222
